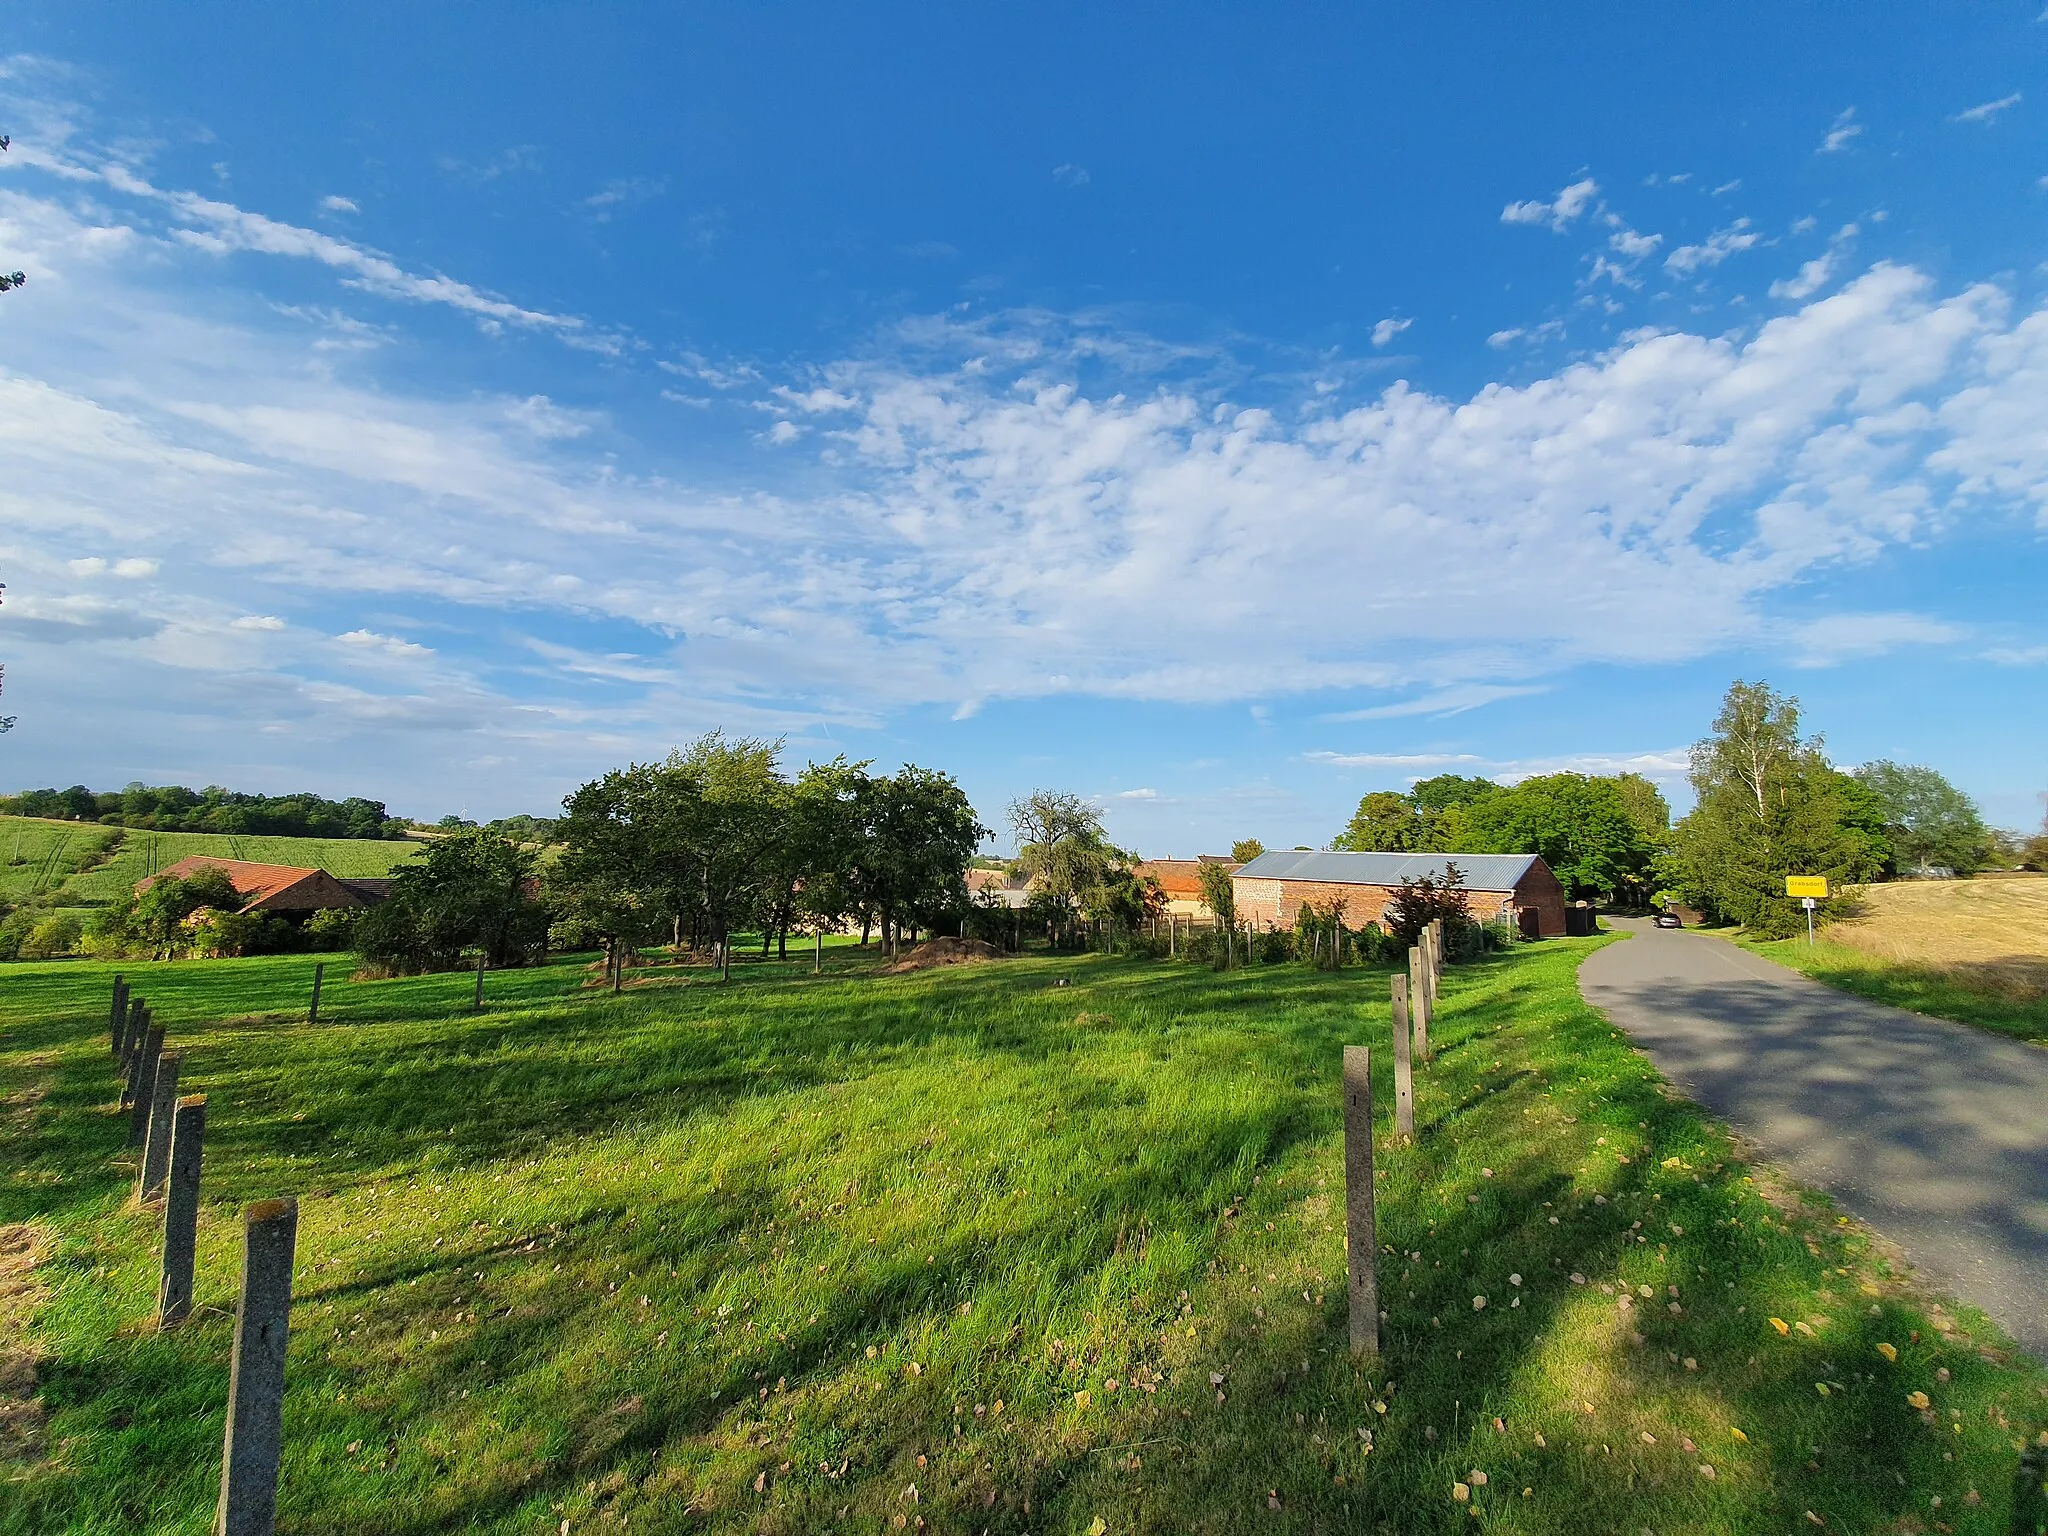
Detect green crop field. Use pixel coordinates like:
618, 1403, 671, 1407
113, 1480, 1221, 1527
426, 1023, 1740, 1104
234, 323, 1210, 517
0, 818, 126, 905
3, 939, 2042, 1534
3, 819, 426, 906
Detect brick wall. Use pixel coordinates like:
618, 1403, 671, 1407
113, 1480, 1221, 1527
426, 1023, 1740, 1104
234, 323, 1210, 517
1231, 860, 1569, 938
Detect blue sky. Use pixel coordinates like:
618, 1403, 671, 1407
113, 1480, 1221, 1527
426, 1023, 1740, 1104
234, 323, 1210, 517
2, 4, 2045, 849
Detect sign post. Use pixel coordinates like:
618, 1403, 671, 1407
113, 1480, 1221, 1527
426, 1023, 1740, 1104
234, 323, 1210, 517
1785, 876, 1829, 946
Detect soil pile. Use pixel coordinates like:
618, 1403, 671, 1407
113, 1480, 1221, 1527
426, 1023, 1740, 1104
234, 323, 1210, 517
880, 936, 1007, 974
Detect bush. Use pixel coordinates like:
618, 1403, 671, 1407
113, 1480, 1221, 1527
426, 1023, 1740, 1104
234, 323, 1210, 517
305, 906, 365, 952
20, 912, 83, 959
0, 906, 40, 961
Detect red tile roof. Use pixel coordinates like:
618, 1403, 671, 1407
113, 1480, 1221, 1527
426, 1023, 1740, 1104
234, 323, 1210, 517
138, 855, 381, 914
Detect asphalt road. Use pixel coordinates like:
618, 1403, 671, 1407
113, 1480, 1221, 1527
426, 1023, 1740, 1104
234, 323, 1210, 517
1579, 918, 2048, 1361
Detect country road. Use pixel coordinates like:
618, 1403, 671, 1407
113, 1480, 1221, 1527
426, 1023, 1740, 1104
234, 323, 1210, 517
1579, 918, 2048, 1361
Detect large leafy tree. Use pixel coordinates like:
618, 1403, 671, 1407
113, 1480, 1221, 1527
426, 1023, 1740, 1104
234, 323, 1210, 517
355, 828, 549, 973
1664, 681, 1890, 937
1853, 760, 1993, 876
1333, 791, 1423, 852
863, 765, 986, 952
1008, 790, 1140, 945
1461, 772, 1657, 902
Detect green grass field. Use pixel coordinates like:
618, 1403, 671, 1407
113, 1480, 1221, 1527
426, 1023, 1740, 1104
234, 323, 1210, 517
3, 940, 2043, 1534
0, 819, 125, 905
0, 817, 426, 906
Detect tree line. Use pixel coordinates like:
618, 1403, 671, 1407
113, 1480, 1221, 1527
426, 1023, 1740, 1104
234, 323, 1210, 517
1, 783, 410, 840
1328, 679, 2029, 939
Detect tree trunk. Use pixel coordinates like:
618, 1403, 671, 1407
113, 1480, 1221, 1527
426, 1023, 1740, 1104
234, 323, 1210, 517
860, 911, 872, 946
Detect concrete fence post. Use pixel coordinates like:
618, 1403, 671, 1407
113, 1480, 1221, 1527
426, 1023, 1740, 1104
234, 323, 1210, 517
109, 976, 128, 1054
1408, 946, 1431, 1064
1390, 974, 1415, 1141
138, 1050, 184, 1201
119, 1001, 150, 1095
158, 1094, 207, 1328
307, 962, 324, 1027
1342, 1045, 1379, 1359
814, 927, 824, 975
126, 1025, 166, 1140
217, 1197, 298, 1536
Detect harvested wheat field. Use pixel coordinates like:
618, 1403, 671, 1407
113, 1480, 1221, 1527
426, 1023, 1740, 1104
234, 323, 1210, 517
1830, 874, 2048, 1000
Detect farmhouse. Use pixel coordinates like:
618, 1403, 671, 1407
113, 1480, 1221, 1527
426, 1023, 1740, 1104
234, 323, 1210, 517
1131, 857, 1239, 917
138, 855, 391, 917
965, 867, 1031, 909
1230, 850, 1568, 938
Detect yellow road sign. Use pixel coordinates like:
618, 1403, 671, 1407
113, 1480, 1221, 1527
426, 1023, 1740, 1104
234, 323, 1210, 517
1785, 875, 1829, 898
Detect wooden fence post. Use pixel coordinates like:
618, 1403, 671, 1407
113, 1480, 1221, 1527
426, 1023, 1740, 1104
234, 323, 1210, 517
472, 954, 486, 1012
138, 1050, 183, 1202
109, 976, 128, 1054
815, 928, 824, 974
126, 1025, 165, 1143
1343, 1045, 1379, 1358
159, 1094, 207, 1328
1408, 946, 1431, 1064
307, 962, 324, 1027
217, 1198, 298, 1536
1390, 974, 1414, 1141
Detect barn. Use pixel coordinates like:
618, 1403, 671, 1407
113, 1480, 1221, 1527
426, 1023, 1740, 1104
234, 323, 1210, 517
138, 856, 391, 918
1230, 850, 1568, 938
1130, 857, 1239, 917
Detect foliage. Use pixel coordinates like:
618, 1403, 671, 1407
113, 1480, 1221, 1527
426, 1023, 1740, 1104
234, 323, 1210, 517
1852, 760, 1994, 876
355, 828, 549, 975
1008, 790, 1145, 943
1230, 838, 1266, 864
1663, 681, 1891, 938
0, 781, 408, 838
1332, 790, 1423, 852
1379, 861, 1472, 945
1460, 772, 1658, 902
7, 944, 2038, 1533
1194, 858, 1237, 930
18, 911, 81, 959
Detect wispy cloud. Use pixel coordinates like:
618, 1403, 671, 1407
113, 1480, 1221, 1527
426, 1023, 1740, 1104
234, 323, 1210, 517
1371, 316, 1413, 347
1052, 163, 1090, 187
1771, 223, 1858, 301
1983, 645, 2048, 665
1320, 685, 1546, 722
1665, 219, 1761, 276
1952, 92, 2022, 124
1819, 108, 1863, 153
318, 194, 359, 214
1500, 177, 1599, 232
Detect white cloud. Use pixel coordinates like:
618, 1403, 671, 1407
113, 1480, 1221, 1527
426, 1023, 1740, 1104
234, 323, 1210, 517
1371, 316, 1413, 347
336, 629, 433, 659
111, 557, 158, 578
1051, 164, 1090, 187
1820, 108, 1863, 153
1486, 319, 1564, 348
1321, 685, 1547, 722
1609, 228, 1662, 259
1786, 611, 1963, 666
1114, 787, 1159, 800
1771, 223, 1859, 301
1983, 645, 2048, 665
1953, 93, 2022, 124
232, 615, 286, 631
1665, 219, 1761, 276
66, 556, 107, 575
318, 194, 359, 214
1711, 180, 1742, 197
1306, 751, 1487, 770
1500, 177, 1599, 232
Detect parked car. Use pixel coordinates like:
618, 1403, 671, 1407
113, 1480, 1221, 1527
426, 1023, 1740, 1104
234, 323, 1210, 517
1653, 911, 1682, 929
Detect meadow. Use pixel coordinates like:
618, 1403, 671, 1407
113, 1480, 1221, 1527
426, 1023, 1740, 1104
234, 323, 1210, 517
3, 937, 2043, 1534
1747, 874, 2048, 1046
0, 816, 425, 908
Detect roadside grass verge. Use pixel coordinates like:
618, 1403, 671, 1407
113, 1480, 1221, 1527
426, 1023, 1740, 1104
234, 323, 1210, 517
1737, 937, 2048, 1047
3, 940, 2043, 1533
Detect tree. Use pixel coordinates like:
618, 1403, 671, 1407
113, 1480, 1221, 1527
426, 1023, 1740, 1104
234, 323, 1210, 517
1333, 791, 1422, 852
1380, 863, 1471, 946
1009, 791, 1120, 944
1194, 860, 1236, 930
355, 827, 548, 974
1853, 761, 1992, 875
1230, 838, 1266, 864
1664, 681, 1891, 937
1460, 772, 1656, 902
1613, 773, 1671, 844
863, 765, 986, 951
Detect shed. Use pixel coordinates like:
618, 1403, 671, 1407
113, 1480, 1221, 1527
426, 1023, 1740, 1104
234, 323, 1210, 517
1230, 850, 1568, 938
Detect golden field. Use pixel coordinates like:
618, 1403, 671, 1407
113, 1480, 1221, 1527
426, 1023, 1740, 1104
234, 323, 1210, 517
1832, 873, 2048, 1000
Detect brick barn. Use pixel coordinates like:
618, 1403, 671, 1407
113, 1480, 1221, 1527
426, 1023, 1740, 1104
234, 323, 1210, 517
1230, 850, 1568, 938
1131, 856, 1239, 917
138, 856, 392, 918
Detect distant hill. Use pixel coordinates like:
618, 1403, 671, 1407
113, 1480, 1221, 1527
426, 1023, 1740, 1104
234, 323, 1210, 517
0, 816, 424, 907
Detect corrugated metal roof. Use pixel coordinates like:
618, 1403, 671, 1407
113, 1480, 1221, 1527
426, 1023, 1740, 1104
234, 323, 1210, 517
1230, 849, 1542, 891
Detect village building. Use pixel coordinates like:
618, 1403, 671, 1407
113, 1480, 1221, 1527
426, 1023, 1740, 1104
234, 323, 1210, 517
138, 856, 392, 919
1131, 856, 1240, 917
1229, 850, 1568, 938
964, 867, 1032, 909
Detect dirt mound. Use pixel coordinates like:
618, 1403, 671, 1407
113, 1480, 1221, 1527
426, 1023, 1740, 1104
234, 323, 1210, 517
881, 936, 1007, 974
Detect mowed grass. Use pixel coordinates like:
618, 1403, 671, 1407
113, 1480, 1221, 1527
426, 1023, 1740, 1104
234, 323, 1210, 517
1747, 876, 2048, 1045
4, 940, 2045, 1534
43, 824, 425, 905
0, 819, 124, 905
